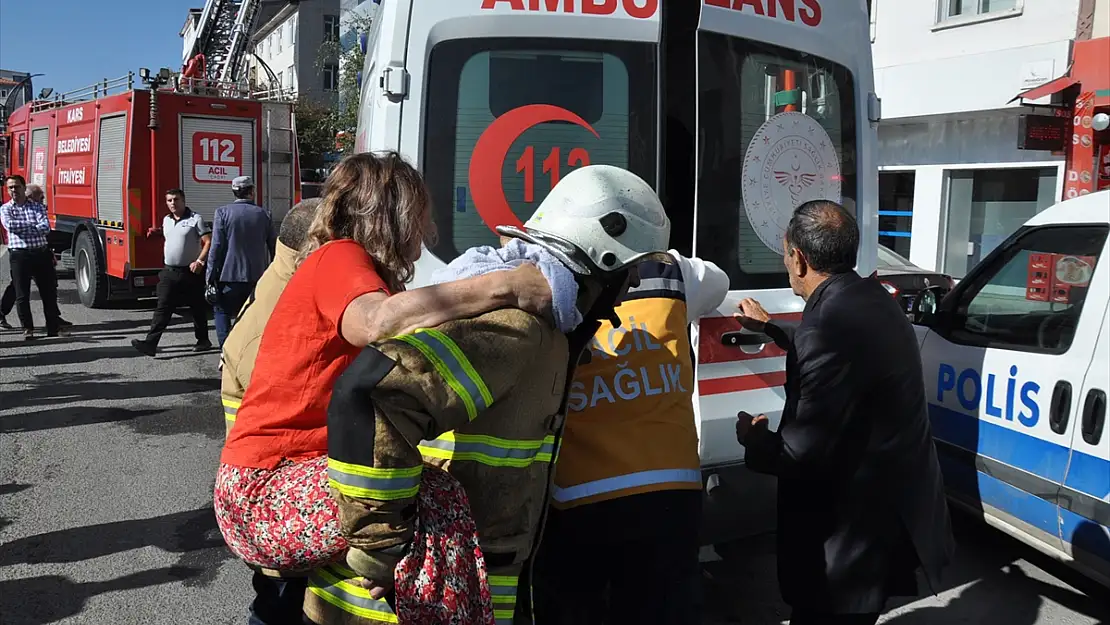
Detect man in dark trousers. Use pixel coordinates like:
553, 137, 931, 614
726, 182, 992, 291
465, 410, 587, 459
734, 200, 954, 625
132, 188, 213, 356
206, 176, 275, 347
0, 175, 64, 339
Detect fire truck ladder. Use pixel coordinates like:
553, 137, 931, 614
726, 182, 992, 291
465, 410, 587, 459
187, 0, 261, 82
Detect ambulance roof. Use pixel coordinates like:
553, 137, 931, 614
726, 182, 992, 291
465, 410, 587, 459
1026, 190, 1110, 227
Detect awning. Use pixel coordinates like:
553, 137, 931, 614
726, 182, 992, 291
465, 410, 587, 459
1009, 74, 1080, 104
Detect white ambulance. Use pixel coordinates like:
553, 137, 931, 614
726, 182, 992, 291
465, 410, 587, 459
910, 190, 1110, 586
354, 0, 880, 543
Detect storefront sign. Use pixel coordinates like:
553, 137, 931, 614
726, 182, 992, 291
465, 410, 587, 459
1016, 114, 1068, 151
1063, 92, 1097, 200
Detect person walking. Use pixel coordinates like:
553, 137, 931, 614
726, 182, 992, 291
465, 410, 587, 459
733, 200, 954, 625
207, 176, 275, 347
0, 175, 64, 339
131, 188, 213, 356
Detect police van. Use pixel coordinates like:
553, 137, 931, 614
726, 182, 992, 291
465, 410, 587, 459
910, 189, 1110, 586
353, 0, 880, 543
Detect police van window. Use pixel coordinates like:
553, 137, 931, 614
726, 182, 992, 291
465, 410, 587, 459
950, 225, 1109, 354
423, 38, 657, 261
696, 33, 857, 290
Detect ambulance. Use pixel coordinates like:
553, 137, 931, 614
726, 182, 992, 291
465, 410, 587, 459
910, 190, 1110, 586
354, 0, 880, 544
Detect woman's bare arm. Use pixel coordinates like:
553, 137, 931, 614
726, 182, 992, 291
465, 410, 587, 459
339, 263, 553, 346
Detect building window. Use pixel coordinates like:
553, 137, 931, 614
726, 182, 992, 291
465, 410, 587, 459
937, 0, 1018, 21
941, 167, 1057, 279
290, 15, 297, 45
878, 172, 915, 258
276, 71, 283, 92
275, 30, 282, 53
325, 15, 340, 41
323, 63, 338, 91
286, 66, 295, 92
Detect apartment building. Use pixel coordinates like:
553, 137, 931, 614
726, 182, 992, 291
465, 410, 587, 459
246, 0, 340, 103
871, 0, 1092, 277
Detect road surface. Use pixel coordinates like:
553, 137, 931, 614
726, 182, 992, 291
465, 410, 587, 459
1, 268, 1107, 625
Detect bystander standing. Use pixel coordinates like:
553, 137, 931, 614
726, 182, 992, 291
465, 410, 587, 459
131, 188, 213, 356
206, 176, 274, 347
0, 175, 65, 339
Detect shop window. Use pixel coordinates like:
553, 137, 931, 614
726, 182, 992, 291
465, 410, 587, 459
941, 167, 1057, 279
879, 172, 914, 258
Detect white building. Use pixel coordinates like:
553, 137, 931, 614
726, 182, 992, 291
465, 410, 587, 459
871, 0, 1085, 278
246, 0, 340, 104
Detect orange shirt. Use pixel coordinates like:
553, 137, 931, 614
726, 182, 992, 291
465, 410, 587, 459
220, 239, 391, 469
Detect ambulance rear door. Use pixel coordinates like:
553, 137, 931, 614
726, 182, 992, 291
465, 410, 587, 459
354, 0, 411, 154
691, 0, 877, 469
399, 0, 661, 285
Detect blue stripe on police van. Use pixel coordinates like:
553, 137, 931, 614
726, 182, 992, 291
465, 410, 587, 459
552, 469, 702, 503
928, 403, 1109, 500
942, 456, 1110, 566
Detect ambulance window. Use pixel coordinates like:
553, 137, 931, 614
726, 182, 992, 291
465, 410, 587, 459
423, 38, 657, 261
696, 33, 857, 290
949, 224, 1108, 353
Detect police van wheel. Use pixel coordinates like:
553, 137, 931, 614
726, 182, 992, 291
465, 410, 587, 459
75, 231, 109, 309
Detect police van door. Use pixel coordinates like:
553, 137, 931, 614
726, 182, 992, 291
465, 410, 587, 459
691, 3, 863, 471
1060, 301, 1110, 582
918, 223, 1110, 555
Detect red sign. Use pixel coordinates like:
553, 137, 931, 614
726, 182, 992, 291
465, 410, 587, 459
480, 0, 659, 18
1063, 92, 1097, 200
192, 132, 243, 183
704, 0, 823, 27
1026, 252, 1096, 303
468, 104, 599, 234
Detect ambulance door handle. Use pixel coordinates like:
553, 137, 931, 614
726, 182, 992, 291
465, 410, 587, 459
721, 331, 772, 347
1049, 381, 1072, 435
1080, 389, 1106, 446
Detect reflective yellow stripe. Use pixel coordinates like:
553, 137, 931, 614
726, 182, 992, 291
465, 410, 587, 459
393, 330, 491, 421
489, 575, 519, 625
308, 564, 398, 623
327, 458, 422, 501
418, 433, 555, 468
222, 398, 240, 423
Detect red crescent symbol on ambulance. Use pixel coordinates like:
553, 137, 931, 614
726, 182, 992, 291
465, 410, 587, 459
468, 104, 599, 234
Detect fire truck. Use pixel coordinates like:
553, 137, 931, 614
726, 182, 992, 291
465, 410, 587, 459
3, 0, 299, 308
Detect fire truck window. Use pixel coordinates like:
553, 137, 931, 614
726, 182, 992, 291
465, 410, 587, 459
696, 32, 857, 290
18, 134, 26, 168
423, 38, 657, 262
950, 225, 1108, 354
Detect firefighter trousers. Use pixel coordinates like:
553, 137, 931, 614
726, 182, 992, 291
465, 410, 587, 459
531, 490, 703, 625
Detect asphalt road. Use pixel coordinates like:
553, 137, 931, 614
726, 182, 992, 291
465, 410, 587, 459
1, 262, 1108, 625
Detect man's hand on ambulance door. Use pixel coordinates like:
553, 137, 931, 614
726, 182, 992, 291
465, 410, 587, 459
505, 263, 553, 317
736, 411, 769, 444
734, 298, 771, 333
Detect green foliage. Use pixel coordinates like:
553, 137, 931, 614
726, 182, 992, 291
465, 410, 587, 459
316, 10, 375, 154
294, 95, 336, 170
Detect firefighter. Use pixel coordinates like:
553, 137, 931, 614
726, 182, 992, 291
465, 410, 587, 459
530, 220, 730, 621
303, 165, 673, 625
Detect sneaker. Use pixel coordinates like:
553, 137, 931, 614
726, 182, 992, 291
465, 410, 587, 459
23, 329, 36, 341
0, 317, 12, 330
131, 338, 157, 357
193, 340, 214, 353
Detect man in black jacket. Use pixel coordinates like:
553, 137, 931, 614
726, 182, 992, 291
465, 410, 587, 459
734, 200, 954, 625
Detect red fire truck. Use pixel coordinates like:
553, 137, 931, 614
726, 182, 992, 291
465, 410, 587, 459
3, 69, 300, 308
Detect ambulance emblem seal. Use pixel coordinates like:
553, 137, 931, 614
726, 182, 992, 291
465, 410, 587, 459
741, 112, 842, 255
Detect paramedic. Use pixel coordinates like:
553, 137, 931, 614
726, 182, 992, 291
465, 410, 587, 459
311, 165, 672, 625
212, 152, 552, 620
532, 231, 730, 623
207, 175, 276, 347
734, 200, 954, 625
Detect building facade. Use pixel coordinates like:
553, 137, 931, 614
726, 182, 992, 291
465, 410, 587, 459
245, 0, 340, 104
871, 0, 1088, 277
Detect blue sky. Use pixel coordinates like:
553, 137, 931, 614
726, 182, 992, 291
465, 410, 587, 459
1, 0, 198, 95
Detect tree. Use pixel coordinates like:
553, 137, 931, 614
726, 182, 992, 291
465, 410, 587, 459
316, 10, 375, 154
294, 96, 336, 171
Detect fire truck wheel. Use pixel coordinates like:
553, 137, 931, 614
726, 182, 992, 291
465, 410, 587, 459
75, 231, 109, 308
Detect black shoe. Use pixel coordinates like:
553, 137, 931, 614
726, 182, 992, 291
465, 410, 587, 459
57, 318, 74, 329
0, 317, 12, 330
193, 340, 214, 353
23, 328, 36, 341
131, 338, 157, 357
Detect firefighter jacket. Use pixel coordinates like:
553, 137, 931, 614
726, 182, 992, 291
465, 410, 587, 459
309, 307, 579, 625
220, 239, 299, 437
551, 253, 730, 509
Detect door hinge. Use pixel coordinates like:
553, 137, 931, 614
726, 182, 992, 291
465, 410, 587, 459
868, 92, 882, 124
380, 66, 408, 98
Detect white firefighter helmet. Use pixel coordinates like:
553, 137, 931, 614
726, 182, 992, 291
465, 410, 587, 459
497, 164, 671, 276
